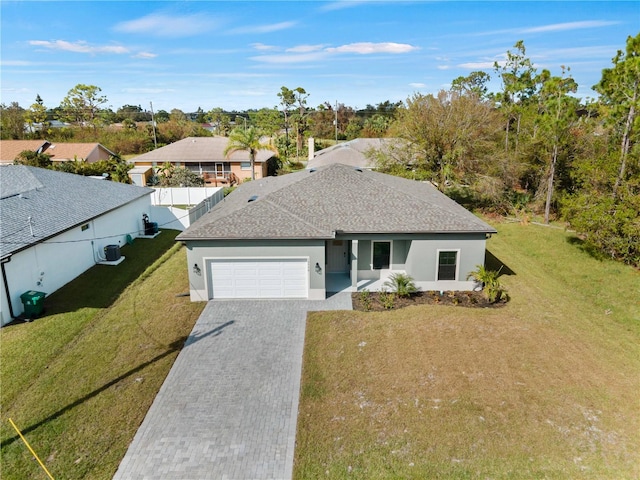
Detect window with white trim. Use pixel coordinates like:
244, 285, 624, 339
240, 162, 251, 171
437, 250, 458, 281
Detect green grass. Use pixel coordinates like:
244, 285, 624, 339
294, 222, 640, 479
0, 230, 206, 479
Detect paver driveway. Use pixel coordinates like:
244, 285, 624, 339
113, 293, 352, 480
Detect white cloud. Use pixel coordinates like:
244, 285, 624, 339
231, 21, 297, 34
251, 43, 278, 51
286, 44, 326, 53
520, 20, 621, 34
1, 60, 32, 66
29, 40, 129, 55
473, 20, 621, 37
133, 52, 157, 59
251, 41, 419, 65
326, 42, 419, 54
114, 13, 220, 37
458, 61, 498, 69
318, 1, 374, 12
409, 82, 426, 88
437, 65, 452, 70
250, 52, 328, 64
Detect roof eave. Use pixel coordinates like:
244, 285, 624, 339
176, 234, 336, 241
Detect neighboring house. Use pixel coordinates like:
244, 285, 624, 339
44, 142, 116, 163
176, 163, 496, 302
0, 140, 51, 164
307, 138, 396, 170
129, 137, 276, 185
0, 165, 154, 326
0, 140, 116, 165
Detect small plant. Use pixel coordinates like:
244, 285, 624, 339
359, 289, 372, 311
378, 290, 396, 309
382, 273, 418, 298
467, 265, 509, 303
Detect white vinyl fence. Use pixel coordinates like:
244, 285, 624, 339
149, 187, 224, 231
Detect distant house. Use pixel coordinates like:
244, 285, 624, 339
25, 120, 71, 134
307, 138, 396, 170
0, 140, 116, 165
177, 163, 496, 302
0, 165, 154, 326
130, 137, 277, 186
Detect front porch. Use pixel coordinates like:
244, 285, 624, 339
325, 238, 403, 295
325, 271, 406, 294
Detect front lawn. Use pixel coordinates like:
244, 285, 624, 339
295, 222, 640, 479
0, 231, 206, 479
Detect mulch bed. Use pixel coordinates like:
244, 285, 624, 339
351, 290, 507, 312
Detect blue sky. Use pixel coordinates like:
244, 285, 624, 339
1, 1, 638, 113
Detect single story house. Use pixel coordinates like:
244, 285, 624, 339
130, 137, 277, 186
307, 138, 396, 170
0, 140, 116, 165
42, 142, 116, 163
0, 165, 154, 326
176, 163, 496, 301
0, 140, 51, 164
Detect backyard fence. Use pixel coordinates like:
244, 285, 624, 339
149, 187, 224, 231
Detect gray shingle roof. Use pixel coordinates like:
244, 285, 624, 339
307, 138, 395, 169
130, 136, 275, 164
177, 163, 496, 241
0, 165, 153, 258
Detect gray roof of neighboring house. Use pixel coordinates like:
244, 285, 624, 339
0, 165, 153, 258
130, 136, 275, 164
307, 138, 396, 170
177, 163, 496, 241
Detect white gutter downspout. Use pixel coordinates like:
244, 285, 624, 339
1, 256, 16, 320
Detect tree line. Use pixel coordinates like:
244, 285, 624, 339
1, 35, 637, 266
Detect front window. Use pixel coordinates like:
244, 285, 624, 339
372, 241, 391, 270
240, 162, 251, 171
437, 251, 458, 280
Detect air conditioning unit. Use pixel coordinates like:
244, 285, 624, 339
104, 245, 121, 262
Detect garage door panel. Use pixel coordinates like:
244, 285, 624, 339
210, 259, 308, 299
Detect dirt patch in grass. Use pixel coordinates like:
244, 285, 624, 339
352, 290, 506, 311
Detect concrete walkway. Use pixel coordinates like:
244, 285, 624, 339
113, 293, 352, 480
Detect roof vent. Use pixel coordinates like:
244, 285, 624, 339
354, 167, 363, 172
309, 168, 316, 173
248, 195, 258, 202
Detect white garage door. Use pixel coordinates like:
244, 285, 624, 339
209, 258, 308, 299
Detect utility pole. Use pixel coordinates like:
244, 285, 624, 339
335, 100, 338, 143
149, 101, 158, 150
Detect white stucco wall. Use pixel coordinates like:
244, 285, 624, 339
0, 195, 151, 326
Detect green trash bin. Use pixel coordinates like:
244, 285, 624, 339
20, 290, 46, 319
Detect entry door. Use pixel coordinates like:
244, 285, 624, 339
215, 163, 224, 177
327, 240, 349, 272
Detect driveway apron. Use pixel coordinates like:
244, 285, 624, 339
113, 293, 352, 480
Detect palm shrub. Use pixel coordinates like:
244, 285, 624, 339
467, 265, 509, 303
382, 273, 418, 298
